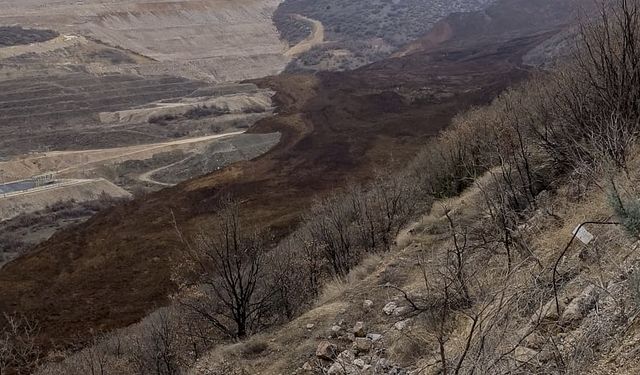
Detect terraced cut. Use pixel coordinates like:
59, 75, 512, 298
0, 26, 58, 47
0, 0, 291, 82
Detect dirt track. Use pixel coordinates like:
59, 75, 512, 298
138, 155, 194, 186
285, 15, 325, 57
0, 131, 246, 181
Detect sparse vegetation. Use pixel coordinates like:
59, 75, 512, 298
16, 0, 640, 374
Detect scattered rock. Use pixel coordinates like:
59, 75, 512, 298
353, 358, 366, 368
327, 362, 345, 375
366, 333, 383, 342
302, 361, 314, 371
327, 351, 358, 375
560, 285, 598, 326
383, 302, 398, 315
394, 319, 409, 331
330, 325, 343, 337
363, 300, 374, 309
316, 341, 338, 360
353, 321, 366, 337
353, 337, 373, 353
337, 350, 356, 362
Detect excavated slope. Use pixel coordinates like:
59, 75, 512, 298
0, 0, 290, 82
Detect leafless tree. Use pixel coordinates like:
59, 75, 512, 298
305, 194, 357, 277
130, 309, 181, 375
0, 314, 40, 375
176, 198, 271, 338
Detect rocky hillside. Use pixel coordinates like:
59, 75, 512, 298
0, 0, 587, 356
274, 0, 495, 71
30, 2, 640, 373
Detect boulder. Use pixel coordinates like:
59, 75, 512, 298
353, 358, 366, 368
383, 302, 398, 315
394, 319, 409, 331
560, 285, 598, 326
363, 300, 374, 309
316, 341, 338, 360
353, 321, 366, 337
353, 338, 373, 353
306, 323, 315, 330
301, 361, 314, 371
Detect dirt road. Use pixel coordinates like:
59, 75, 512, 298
285, 15, 325, 57
0, 131, 246, 181
138, 155, 194, 187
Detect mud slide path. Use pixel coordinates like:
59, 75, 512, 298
285, 15, 325, 57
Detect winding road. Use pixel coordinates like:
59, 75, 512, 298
285, 14, 325, 57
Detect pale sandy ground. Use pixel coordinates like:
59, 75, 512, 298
285, 15, 326, 57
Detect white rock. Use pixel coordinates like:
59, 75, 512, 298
363, 299, 374, 309
383, 302, 398, 315
306, 323, 315, 329
394, 319, 409, 331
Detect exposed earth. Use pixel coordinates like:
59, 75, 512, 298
0, 0, 586, 352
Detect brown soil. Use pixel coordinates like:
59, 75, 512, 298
0, 7, 569, 350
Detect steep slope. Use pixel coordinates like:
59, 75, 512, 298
0, 0, 585, 349
397, 0, 590, 56
0, 0, 289, 82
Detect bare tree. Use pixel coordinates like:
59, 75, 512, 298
176, 198, 270, 338
130, 309, 181, 375
305, 194, 356, 277
0, 314, 40, 375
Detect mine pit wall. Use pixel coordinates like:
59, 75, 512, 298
0, 0, 291, 82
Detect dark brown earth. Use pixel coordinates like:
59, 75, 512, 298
0, 0, 583, 350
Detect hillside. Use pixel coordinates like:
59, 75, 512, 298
274, 0, 495, 71
28, 1, 640, 373
0, 0, 586, 356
